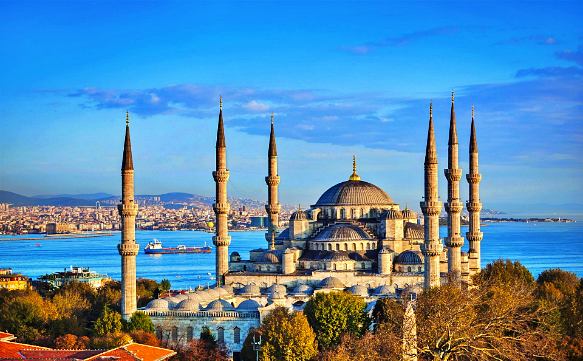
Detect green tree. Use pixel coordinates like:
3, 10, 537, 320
304, 292, 369, 349
476, 259, 534, 289
0, 289, 56, 343
371, 298, 404, 332
243, 307, 317, 361
159, 279, 171, 292
90, 331, 132, 349
125, 311, 154, 333
93, 307, 123, 336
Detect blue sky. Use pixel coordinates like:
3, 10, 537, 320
1, 1, 582, 211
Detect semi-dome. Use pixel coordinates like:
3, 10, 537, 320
290, 284, 313, 295
289, 210, 307, 221
347, 284, 369, 297
238, 284, 261, 297
176, 298, 200, 312
373, 284, 396, 296
205, 299, 235, 312
314, 224, 371, 242
145, 298, 169, 311
381, 209, 403, 220
319, 276, 346, 289
315, 180, 393, 206
237, 299, 261, 311
396, 250, 423, 265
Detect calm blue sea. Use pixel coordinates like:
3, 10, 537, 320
1, 222, 582, 290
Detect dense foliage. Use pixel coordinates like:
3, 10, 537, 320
304, 291, 370, 349
0, 278, 165, 348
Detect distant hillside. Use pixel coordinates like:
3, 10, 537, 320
33, 192, 114, 200
0, 191, 96, 206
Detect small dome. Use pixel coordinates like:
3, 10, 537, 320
238, 284, 261, 297
319, 276, 346, 289
381, 209, 403, 220
205, 299, 235, 312
145, 298, 169, 311
291, 284, 313, 295
205, 288, 220, 299
176, 298, 200, 312
290, 210, 307, 221
219, 285, 234, 296
230, 252, 241, 262
347, 284, 369, 297
266, 284, 287, 296
401, 208, 417, 219
261, 251, 280, 264
164, 296, 180, 308
237, 299, 261, 311
174, 294, 188, 302
314, 224, 371, 242
373, 284, 396, 296
396, 250, 423, 265
195, 291, 213, 303
269, 290, 286, 300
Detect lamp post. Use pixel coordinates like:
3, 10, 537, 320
252, 333, 262, 361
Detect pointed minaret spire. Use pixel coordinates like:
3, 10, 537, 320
445, 92, 464, 282
118, 112, 139, 320
349, 155, 361, 181
466, 106, 483, 276
265, 112, 281, 251
213, 97, 231, 286
122, 112, 134, 171
421, 102, 443, 289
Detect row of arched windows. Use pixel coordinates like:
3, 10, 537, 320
311, 241, 376, 251
156, 326, 242, 344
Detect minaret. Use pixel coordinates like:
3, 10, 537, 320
265, 113, 280, 250
466, 106, 483, 274
444, 92, 464, 280
212, 97, 231, 286
420, 103, 443, 289
118, 112, 139, 320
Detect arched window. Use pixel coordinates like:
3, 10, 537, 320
352, 243, 356, 251
171, 326, 178, 342
360, 243, 364, 250
344, 264, 348, 270
408, 266, 412, 272
187, 327, 194, 342
340, 208, 345, 219
361, 262, 366, 269
344, 243, 348, 251
156, 327, 162, 340
361, 208, 365, 217
366, 243, 370, 250
333, 264, 337, 270
328, 243, 332, 251
336, 243, 340, 251
217, 327, 225, 343
418, 266, 422, 272
234, 327, 241, 344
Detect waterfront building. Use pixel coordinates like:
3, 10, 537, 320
38, 266, 110, 289
0, 268, 29, 290
122, 97, 484, 358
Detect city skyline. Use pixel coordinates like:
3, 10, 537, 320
1, 1, 582, 212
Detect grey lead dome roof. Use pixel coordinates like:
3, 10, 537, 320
395, 250, 423, 265
315, 180, 393, 206
314, 223, 372, 242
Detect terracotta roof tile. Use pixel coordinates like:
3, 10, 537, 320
0, 340, 50, 359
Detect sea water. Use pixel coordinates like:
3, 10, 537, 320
0, 222, 581, 290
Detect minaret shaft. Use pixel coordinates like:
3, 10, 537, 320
213, 101, 231, 286
421, 104, 443, 289
466, 113, 483, 274
118, 115, 139, 320
444, 96, 464, 279
265, 116, 280, 249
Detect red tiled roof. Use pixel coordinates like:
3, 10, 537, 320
0, 333, 16, 342
0, 339, 175, 361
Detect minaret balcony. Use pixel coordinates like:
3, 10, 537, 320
213, 169, 230, 182
265, 175, 280, 186
445, 201, 463, 213
213, 202, 230, 214
421, 242, 443, 256
445, 235, 464, 247
466, 201, 482, 212
466, 173, 482, 183
213, 235, 231, 247
265, 204, 281, 214
420, 201, 442, 216
118, 242, 139, 256
117, 202, 138, 217
466, 231, 483, 243
444, 168, 462, 181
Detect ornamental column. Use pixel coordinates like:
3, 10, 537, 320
213, 97, 231, 286
466, 106, 483, 275
421, 103, 443, 289
444, 92, 464, 280
118, 112, 139, 320
265, 113, 280, 250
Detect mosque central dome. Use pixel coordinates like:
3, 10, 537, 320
314, 180, 393, 206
